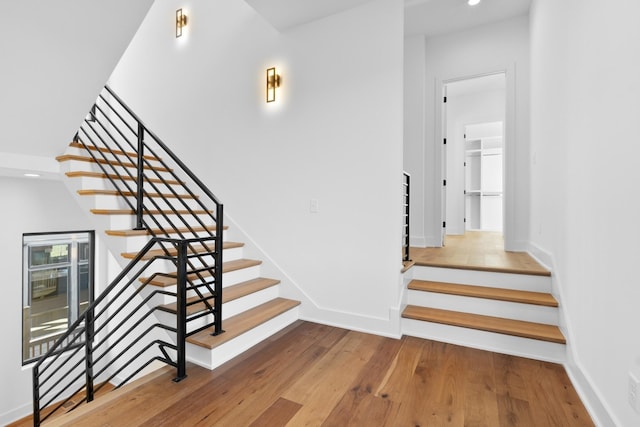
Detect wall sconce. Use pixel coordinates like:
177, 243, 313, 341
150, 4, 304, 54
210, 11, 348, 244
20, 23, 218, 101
176, 9, 188, 38
266, 67, 281, 103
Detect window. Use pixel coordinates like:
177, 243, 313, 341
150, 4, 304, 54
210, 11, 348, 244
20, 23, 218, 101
22, 231, 94, 364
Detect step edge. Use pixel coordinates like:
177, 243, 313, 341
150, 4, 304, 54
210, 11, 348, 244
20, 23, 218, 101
402, 305, 566, 344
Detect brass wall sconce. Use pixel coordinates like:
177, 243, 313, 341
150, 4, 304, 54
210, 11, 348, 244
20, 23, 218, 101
176, 9, 188, 38
266, 67, 281, 103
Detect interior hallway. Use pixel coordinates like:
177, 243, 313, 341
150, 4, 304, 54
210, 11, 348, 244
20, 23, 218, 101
410, 231, 550, 276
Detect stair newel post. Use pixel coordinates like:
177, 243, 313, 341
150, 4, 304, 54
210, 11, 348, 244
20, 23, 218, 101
134, 122, 145, 230
84, 309, 95, 403
213, 203, 225, 336
174, 240, 188, 382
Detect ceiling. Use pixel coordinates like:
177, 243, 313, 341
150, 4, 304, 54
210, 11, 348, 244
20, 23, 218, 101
244, 0, 374, 31
405, 0, 531, 37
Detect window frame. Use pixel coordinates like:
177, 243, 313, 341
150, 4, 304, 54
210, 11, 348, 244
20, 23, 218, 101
22, 230, 95, 365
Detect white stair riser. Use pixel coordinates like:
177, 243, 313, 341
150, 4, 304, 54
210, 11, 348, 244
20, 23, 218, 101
401, 318, 566, 364
61, 159, 176, 182
139, 264, 263, 300
406, 290, 559, 325
106, 232, 232, 257
222, 265, 262, 287
155, 286, 280, 331
98, 214, 217, 232
79, 194, 203, 211
186, 306, 299, 370
72, 176, 184, 194
411, 266, 551, 293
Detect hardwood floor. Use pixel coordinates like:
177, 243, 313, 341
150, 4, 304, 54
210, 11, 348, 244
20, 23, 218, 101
410, 231, 550, 276
42, 321, 593, 427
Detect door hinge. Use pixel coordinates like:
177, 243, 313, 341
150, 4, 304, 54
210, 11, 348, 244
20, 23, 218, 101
464, 218, 466, 223
443, 96, 447, 103
464, 161, 466, 167
443, 179, 447, 186
443, 138, 447, 145
442, 221, 446, 228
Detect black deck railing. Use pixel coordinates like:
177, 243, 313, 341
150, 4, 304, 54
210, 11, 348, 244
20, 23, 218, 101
32, 86, 224, 425
402, 171, 411, 262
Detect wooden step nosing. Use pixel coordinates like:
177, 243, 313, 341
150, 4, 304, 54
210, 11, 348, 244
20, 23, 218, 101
159, 278, 281, 314
121, 241, 244, 260
402, 306, 566, 344
65, 171, 184, 185
90, 209, 213, 215
408, 280, 558, 307
69, 141, 161, 162
56, 154, 172, 172
77, 189, 199, 199
186, 298, 301, 349
141, 259, 263, 287
105, 225, 226, 237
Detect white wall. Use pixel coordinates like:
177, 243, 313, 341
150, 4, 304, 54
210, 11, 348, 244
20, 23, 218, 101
445, 89, 505, 234
0, 0, 153, 173
530, 1, 640, 425
0, 177, 98, 424
405, 15, 530, 249
404, 35, 427, 246
108, 0, 405, 334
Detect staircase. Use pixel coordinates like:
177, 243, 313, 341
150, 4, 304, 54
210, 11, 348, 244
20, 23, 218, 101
401, 265, 566, 363
32, 86, 299, 425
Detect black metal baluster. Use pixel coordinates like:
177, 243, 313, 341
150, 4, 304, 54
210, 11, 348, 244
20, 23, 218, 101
174, 240, 188, 382
135, 123, 145, 230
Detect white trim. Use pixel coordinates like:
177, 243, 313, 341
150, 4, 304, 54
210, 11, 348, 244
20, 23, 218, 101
527, 242, 616, 426
433, 64, 517, 251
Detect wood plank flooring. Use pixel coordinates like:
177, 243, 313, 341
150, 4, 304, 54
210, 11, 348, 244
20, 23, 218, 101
40, 321, 592, 427
410, 231, 550, 276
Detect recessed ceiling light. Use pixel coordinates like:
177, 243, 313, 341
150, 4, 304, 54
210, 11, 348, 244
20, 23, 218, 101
24, 173, 40, 178
468, 0, 481, 5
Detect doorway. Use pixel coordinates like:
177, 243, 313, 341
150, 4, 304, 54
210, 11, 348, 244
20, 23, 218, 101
442, 73, 506, 244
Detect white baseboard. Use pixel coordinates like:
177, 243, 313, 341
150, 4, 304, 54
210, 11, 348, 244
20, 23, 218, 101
0, 402, 32, 427
564, 350, 617, 427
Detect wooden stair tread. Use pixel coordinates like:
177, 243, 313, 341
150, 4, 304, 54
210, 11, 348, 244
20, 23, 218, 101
186, 298, 300, 349
121, 241, 243, 260
78, 189, 199, 199
69, 141, 161, 162
413, 260, 552, 277
142, 259, 262, 287
65, 170, 184, 186
106, 225, 226, 237
90, 208, 212, 215
408, 280, 558, 307
56, 154, 172, 172
402, 305, 566, 344
160, 278, 281, 315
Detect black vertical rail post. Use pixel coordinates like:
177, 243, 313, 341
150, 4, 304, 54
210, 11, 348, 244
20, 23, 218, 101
32, 366, 40, 426
134, 122, 145, 230
84, 309, 95, 403
403, 172, 411, 262
174, 241, 188, 382
213, 203, 225, 336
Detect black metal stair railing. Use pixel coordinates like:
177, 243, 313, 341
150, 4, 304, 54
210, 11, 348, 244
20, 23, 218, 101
402, 171, 411, 262
32, 236, 213, 425
32, 86, 225, 425
75, 85, 224, 338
